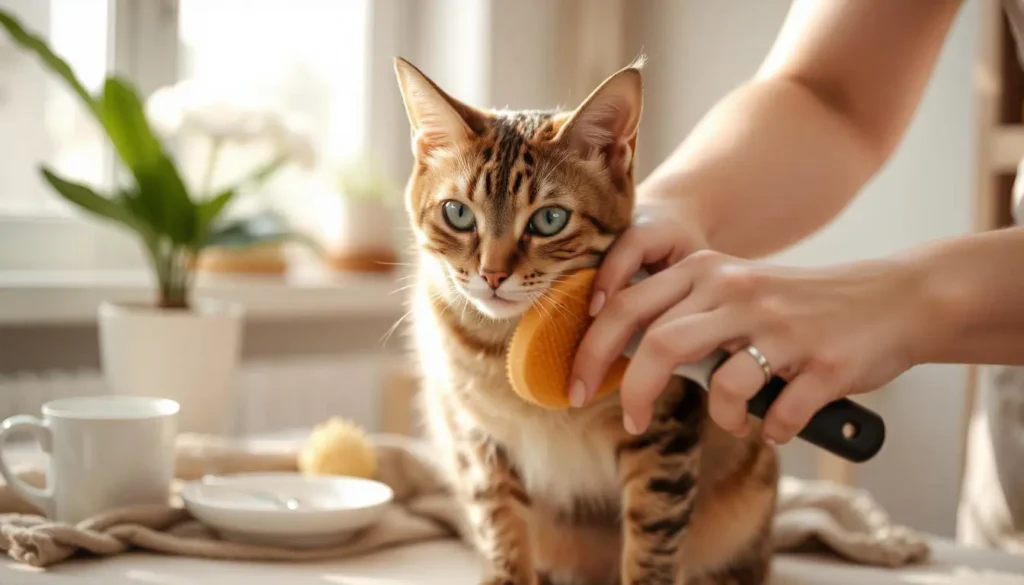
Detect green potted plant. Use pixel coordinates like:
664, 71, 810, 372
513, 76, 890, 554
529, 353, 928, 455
328, 159, 400, 273
145, 79, 320, 275
0, 10, 313, 433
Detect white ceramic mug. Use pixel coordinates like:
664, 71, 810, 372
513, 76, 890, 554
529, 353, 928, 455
0, 396, 179, 524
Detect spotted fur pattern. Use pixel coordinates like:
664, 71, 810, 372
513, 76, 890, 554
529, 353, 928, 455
394, 57, 779, 585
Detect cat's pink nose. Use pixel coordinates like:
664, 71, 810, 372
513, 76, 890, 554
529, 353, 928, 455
480, 270, 509, 290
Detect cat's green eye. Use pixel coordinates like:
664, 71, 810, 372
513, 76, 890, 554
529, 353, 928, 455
442, 200, 476, 231
527, 206, 571, 237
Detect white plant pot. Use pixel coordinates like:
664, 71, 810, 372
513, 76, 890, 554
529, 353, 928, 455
97, 299, 244, 435
337, 198, 396, 254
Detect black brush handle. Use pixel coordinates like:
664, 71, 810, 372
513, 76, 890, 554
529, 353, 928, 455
706, 355, 885, 462
746, 377, 885, 462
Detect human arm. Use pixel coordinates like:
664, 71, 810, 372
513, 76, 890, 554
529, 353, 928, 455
579, 226, 1024, 443
903, 227, 1024, 367
638, 0, 965, 259
569, 0, 976, 439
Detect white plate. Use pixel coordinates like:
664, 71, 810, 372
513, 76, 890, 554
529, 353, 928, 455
180, 472, 394, 549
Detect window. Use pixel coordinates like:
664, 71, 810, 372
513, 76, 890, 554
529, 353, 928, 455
0, 0, 373, 270
178, 0, 369, 163
0, 0, 111, 216
173, 0, 370, 233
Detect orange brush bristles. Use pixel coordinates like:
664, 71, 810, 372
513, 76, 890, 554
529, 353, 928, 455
507, 268, 630, 409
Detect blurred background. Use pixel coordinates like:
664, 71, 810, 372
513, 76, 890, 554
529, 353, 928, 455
0, 0, 1010, 541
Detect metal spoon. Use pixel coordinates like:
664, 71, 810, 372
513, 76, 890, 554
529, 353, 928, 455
200, 476, 304, 510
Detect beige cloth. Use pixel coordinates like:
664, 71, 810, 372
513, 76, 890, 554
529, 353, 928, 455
0, 433, 930, 569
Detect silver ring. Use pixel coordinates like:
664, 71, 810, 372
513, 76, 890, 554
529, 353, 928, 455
744, 345, 772, 384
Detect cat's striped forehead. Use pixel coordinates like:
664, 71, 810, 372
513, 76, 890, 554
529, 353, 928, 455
491, 109, 564, 141
461, 109, 567, 234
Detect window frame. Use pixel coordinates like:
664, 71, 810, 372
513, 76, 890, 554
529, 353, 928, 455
0, 0, 181, 271
0, 0, 401, 273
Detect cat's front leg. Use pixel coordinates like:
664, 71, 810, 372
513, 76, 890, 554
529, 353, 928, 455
617, 386, 704, 585
454, 429, 536, 585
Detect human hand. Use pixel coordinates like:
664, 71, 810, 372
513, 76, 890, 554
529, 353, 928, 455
566, 202, 710, 404
582, 204, 712, 321
571, 242, 930, 444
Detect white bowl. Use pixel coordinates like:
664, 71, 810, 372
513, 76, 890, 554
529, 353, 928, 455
180, 472, 394, 548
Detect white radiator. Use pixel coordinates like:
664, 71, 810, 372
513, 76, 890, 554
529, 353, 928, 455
0, 354, 392, 436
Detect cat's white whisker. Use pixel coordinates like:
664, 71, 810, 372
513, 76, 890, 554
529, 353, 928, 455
540, 294, 573, 321
536, 300, 554, 323
380, 307, 414, 347
545, 285, 588, 306
532, 291, 560, 318
541, 148, 573, 186
532, 292, 556, 323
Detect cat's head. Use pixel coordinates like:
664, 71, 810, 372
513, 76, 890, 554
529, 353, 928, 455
395, 57, 643, 320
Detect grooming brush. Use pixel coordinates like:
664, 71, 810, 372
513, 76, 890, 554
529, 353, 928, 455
506, 268, 885, 463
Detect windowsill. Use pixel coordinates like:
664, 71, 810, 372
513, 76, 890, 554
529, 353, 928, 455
0, 264, 409, 325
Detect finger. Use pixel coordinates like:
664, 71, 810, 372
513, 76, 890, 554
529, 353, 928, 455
612, 280, 718, 427
761, 370, 838, 445
619, 309, 745, 434
571, 268, 696, 406
707, 347, 780, 437
590, 224, 678, 316
644, 273, 720, 331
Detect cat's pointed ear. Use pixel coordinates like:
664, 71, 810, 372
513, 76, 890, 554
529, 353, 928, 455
554, 57, 645, 174
394, 57, 488, 158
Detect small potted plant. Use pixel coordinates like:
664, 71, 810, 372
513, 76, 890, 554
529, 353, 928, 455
145, 79, 320, 275
327, 160, 400, 273
0, 11, 315, 433
198, 208, 319, 274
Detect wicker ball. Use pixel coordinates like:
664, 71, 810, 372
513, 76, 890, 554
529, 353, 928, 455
298, 417, 377, 479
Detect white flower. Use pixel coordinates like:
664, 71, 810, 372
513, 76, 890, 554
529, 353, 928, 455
271, 112, 317, 170
145, 80, 317, 169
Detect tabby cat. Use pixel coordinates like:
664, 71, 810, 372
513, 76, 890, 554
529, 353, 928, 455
394, 56, 779, 585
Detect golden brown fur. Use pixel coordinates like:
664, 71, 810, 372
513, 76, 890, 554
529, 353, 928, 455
394, 56, 779, 585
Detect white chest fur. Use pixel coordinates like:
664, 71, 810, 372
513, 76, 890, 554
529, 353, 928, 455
412, 275, 622, 511
497, 415, 621, 511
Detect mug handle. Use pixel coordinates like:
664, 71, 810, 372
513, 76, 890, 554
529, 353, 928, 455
0, 415, 54, 514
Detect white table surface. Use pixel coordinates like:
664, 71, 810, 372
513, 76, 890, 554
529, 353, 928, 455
3, 434, 1024, 583
1, 538, 1023, 585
